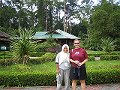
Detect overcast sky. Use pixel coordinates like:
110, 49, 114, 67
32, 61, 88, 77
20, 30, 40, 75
60, 0, 120, 5
2, 0, 120, 24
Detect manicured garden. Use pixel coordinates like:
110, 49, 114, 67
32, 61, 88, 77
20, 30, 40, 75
1, 0, 120, 88
0, 60, 120, 86
0, 50, 120, 87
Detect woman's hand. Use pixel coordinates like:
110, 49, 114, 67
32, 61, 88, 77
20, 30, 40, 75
56, 64, 59, 74
74, 60, 79, 65
70, 59, 79, 65
78, 62, 82, 66
56, 69, 59, 74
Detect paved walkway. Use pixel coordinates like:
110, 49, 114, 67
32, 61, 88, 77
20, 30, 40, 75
1, 83, 120, 90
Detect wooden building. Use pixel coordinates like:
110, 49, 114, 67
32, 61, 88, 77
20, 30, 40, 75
0, 31, 10, 51
32, 29, 79, 46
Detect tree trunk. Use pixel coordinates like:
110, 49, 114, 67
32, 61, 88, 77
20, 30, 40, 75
64, 0, 67, 32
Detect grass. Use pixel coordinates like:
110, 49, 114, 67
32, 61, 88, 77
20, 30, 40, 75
0, 60, 120, 75
86, 60, 120, 72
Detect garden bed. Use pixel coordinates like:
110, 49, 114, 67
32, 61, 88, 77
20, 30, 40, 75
0, 60, 120, 86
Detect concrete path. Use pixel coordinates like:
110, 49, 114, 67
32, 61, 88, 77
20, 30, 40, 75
1, 83, 120, 90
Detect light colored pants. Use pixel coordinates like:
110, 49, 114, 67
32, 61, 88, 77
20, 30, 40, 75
56, 69, 70, 90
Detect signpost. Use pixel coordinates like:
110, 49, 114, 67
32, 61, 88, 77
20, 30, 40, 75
1, 46, 7, 51
1, 46, 7, 60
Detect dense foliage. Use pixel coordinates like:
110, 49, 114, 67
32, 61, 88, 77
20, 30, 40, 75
35, 37, 59, 52
0, 51, 120, 66
0, 0, 120, 50
0, 60, 120, 86
86, 0, 120, 50
12, 28, 36, 64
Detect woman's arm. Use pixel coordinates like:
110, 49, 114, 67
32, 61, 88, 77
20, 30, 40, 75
79, 59, 88, 66
55, 53, 59, 74
56, 64, 59, 74
70, 59, 79, 65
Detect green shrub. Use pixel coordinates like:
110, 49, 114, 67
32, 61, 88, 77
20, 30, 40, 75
29, 52, 56, 64
101, 38, 115, 52
88, 56, 95, 61
0, 73, 56, 87
29, 52, 46, 57
0, 61, 120, 86
100, 55, 120, 60
0, 53, 56, 66
12, 29, 36, 64
0, 68, 119, 86
87, 51, 106, 56
35, 37, 59, 52
0, 55, 13, 59
88, 53, 104, 57
109, 51, 120, 55
0, 52, 13, 59
0, 58, 16, 66
86, 70, 120, 84
87, 51, 120, 57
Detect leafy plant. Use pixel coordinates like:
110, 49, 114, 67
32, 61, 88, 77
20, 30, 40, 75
101, 38, 115, 52
36, 37, 59, 52
29, 52, 56, 64
12, 28, 36, 64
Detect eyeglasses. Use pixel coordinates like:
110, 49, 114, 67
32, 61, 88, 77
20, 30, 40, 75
74, 43, 79, 44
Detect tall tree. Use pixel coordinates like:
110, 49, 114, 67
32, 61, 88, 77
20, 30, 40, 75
87, 0, 120, 50
0, 1, 17, 29
63, 0, 80, 32
52, 0, 64, 30
36, 0, 46, 31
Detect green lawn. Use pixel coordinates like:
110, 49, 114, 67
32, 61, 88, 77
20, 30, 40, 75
0, 60, 120, 75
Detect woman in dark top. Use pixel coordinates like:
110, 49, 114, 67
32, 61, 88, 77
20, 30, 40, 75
70, 39, 88, 90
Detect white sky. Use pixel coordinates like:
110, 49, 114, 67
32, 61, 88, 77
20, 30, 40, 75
78, 0, 99, 5
61, 0, 120, 5
2, 0, 120, 24
60, 0, 120, 24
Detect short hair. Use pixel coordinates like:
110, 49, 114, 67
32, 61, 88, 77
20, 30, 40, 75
74, 39, 80, 43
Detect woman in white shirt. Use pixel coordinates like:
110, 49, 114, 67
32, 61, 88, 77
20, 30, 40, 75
55, 44, 71, 90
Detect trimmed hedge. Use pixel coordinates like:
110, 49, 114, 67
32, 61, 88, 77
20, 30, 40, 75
110, 52, 120, 55
0, 73, 56, 86
0, 52, 56, 66
29, 52, 56, 64
88, 56, 95, 61
88, 53, 105, 57
100, 55, 120, 60
87, 51, 106, 56
86, 70, 120, 84
0, 58, 16, 66
0, 60, 120, 86
0, 69, 120, 86
88, 55, 120, 61
30, 52, 46, 57
0, 52, 13, 59
87, 51, 120, 56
